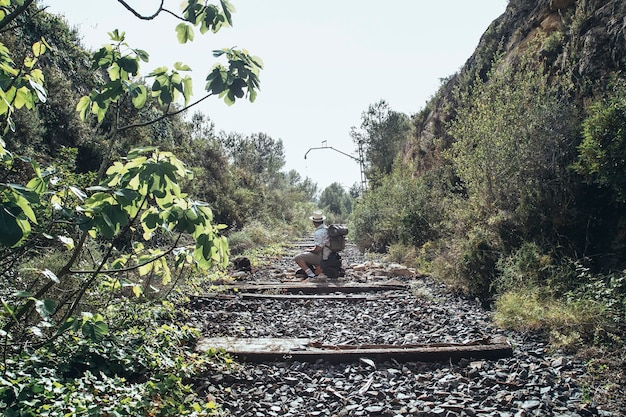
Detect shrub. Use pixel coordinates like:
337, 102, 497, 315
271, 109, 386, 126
493, 241, 554, 293
573, 92, 626, 204
495, 267, 626, 350
0, 299, 225, 416
432, 224, 503, 297
352, 167, 439, 252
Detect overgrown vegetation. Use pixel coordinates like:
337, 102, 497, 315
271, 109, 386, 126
0, 1, 323, 414
2, 0, 625, 414
350, 2, 626, 353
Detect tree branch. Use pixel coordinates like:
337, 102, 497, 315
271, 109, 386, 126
114, 1, 183, 21
69, 235, 183, 275
0, 0, 36, 32
115, 0, 165, 20
118, 92, 214, 132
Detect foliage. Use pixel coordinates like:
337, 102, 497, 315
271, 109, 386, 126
222, 131, 285, 187
0, 147, 229, 348
386, 243, 420, 268
318, 182, 352, 222
351, 164, 441, 253
492, 241, 556, 294
227, 219, 285, 254
350, 100, 413, 181
0, 2, 271, 415
431, 222, 504, 296
0, 0, 329, 415
494, 267, 625, 350
448, 52, 578, 235
0, 300, 226, 416
573, 87, 626, 204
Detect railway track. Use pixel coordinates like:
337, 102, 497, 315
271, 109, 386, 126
186, 239, 611, 416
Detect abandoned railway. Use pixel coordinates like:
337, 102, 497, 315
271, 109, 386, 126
185, 238, 611, 416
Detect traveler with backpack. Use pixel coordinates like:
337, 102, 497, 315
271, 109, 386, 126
294, 210, 329, 280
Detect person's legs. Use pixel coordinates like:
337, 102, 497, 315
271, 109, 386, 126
295, 252, 321, 278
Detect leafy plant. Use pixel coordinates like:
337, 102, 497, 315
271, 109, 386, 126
573, 90, 626, 204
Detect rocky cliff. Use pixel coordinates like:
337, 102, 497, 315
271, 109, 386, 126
407, 0, 626, 174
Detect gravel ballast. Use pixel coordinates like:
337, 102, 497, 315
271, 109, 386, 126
187, 242, 620, 417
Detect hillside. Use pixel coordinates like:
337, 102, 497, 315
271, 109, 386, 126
410, 0, 625, 174
352, 0, 625, 355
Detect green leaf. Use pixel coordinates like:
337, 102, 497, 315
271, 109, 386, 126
132, 285, 142, 298
174, 62, 192, 71
220, 0, 235, 25
134, 48, 150, 62
81, 317, 109, 342
108, 29, 125, 42
13, 86, 33, 109
176, 23, 195, 43
13, 194, 37, 224
182, 76, 193, 105
76, 96, 91, 120
118, 56, 139, 75
130, 84, 147, 108
56, 317, 76, 335
26, 176, 47, 195
193, 233, 214, 269
34, 298, 57, 320
31, 41, 47, 57
0, 204, 26, 247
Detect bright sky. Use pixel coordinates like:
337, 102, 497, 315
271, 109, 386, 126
44, 1, 507, 192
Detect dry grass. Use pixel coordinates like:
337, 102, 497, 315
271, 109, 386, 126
494, 288, 609, 351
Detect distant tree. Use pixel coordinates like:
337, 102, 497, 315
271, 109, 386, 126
348, 182, 362, 198
319, 182, 352, 220
221, 131, 285, 186
286, 169, 317, 201
350, 100, 413, 182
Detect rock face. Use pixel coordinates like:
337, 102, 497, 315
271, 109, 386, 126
406, 0, 626, 175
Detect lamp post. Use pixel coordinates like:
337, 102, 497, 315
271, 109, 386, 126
304, 141, 367, 194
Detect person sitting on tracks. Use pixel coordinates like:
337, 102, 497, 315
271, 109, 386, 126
294, 210, 329, 280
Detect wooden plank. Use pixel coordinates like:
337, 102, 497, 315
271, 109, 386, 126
190, 293, 405, 302
238, 293, 403, 301
196, 337, 513, 363
211, 281, 407, 294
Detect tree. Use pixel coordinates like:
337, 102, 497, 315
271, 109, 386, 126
221, 131, 285, 187
350, 100, 413, 182
0, 0, 262, 346
319, 182, 352, 220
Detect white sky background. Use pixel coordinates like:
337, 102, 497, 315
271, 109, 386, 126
43, 1, 507, 192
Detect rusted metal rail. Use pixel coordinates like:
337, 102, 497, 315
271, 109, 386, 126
210, 281, 407, 294
196, 337, 513, 363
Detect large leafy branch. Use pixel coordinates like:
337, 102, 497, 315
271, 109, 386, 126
0, 0, 261, 345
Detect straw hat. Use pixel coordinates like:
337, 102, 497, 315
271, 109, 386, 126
309, 210, 326, 221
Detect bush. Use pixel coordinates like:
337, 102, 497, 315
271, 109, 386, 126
494, 267, 626, 350
493, 241, 555, 293
352, 167, 439, 252
0, 299, 225, 416
432, 224, 503, 297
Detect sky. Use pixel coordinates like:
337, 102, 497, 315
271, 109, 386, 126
43, 1, 507, 192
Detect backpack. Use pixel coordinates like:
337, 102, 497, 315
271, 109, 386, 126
326, 224, 348, 252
